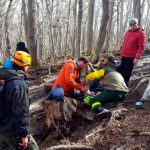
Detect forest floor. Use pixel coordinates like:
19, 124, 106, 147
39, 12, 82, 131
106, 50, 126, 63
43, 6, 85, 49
28, 59, 150, 150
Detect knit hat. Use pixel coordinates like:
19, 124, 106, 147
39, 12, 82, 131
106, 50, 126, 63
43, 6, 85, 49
129, 18, 138, 25
16, 42, 29, 53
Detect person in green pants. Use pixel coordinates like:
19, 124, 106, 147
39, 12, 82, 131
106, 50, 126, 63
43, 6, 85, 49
84, 54, 129, 116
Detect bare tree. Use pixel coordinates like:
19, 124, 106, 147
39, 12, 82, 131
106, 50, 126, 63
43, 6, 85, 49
86, 0, 95, 52
28, 0, 38, 65
72, 0, 77, 57
4, 0, 13, 58
133, 0, 141, 25
22, 0, 29, 47
104, 0, 115, 51
76, 0, 83, 58
92, 0, 109, 63
64, 0, 71, 55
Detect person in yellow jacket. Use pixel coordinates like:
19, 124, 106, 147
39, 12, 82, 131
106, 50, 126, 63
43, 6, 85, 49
84, 54, 129, 116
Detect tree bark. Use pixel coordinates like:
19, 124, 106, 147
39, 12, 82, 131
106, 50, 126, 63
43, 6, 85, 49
4, 0, 13, 58
76, 0, 83, 58
86, 0, 95, 51
64, 0, 71, 55
72, 0, 77, 57
133, 0, 141, 25
92, 0, 109, 64
105, 0, 115, 51
22, 0, 29, 48
28, 0, 38, 66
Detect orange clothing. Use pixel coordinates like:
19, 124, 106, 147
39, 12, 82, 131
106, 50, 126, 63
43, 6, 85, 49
52, 60, 82, 96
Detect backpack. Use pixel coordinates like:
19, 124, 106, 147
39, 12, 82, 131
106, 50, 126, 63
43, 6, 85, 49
0, 77, 21, 124
0, 79, 7, 123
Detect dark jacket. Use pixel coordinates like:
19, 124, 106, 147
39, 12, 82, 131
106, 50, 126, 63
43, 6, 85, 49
0, 68, 29, 138
120, 28, 146, 59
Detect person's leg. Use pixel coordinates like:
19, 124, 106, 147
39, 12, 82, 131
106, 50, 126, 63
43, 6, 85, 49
84, 90, 126, 113
89, 80, 104, 92
26, 134, 39, 150
117, 57, 134, 85
46, 86, 64, 101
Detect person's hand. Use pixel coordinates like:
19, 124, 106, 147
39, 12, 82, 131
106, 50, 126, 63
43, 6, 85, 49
133, 58, 139, 64
18, 137, 28, 150
82, 85, 88, 94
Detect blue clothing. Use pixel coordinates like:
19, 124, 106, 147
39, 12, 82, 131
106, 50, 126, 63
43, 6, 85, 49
46, 87, 64, 101
3, 59, 13, 69
46, 86, 85, 102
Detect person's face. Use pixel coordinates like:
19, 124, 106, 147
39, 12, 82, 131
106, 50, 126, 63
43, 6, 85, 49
77, 61, 88, 69
100, 57, 108, 65
130, 23, 138, 30
23, 65, 29, 72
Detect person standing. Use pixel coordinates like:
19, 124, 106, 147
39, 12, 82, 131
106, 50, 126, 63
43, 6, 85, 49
0, 51, 39, 150
117, 18, 146, 85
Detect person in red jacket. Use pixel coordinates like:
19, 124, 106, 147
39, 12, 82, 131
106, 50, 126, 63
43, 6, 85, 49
117, 18, 146, 85
46, 57, 88, 101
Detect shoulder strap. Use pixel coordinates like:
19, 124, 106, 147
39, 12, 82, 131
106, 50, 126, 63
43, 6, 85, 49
0, 77, 22, 93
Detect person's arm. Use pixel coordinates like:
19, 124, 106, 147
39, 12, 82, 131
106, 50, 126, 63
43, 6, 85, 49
86, 69, 105, 83
10, 81, 29, 149
64, 63, 82, 91
135, 30, 146, 59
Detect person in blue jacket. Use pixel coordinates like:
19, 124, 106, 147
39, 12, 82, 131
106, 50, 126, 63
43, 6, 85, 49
3, 42, 29, 69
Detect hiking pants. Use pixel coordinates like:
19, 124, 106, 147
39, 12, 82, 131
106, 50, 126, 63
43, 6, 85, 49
84, 90, 126, 110
89, 79, 105, 92
0, 134, 39, 150
117, 57, 134, 85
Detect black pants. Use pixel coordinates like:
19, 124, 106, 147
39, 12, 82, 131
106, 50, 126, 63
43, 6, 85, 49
117, 57, 134, 85
89, 80, 105, 92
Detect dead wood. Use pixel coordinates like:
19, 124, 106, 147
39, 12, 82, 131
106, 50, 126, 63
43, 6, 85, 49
126, 132, 150, 136
48, 144, 93, 150
42, 97, 81, 131
42, 97, 95, 135
42, 100, 63, 129
127, 78, 149, 97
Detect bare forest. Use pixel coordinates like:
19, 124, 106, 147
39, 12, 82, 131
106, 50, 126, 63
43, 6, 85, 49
1, 0, 150, 150
0, 0, 150, 64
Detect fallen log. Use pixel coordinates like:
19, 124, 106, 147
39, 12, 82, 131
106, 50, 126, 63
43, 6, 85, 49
126, 131, 150, 136
48, 144, 93, 150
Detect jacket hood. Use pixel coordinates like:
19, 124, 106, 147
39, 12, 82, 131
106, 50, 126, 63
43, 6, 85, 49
66, 60, 78, 68
66, 60, 74, 64
0, 68, 28, 80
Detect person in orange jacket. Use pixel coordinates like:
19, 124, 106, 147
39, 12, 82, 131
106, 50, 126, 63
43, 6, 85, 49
46, 57, 89, 101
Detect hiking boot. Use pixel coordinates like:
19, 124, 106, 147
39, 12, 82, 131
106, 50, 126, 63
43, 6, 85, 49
94, 107, 112, 121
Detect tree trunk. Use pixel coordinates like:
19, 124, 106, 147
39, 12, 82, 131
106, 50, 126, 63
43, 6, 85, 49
72, 0, 77, 57
4, 0, 13, 58
133, 0, 141, 25
105, 0, 115, 51
64, 0, 71, 55
76, 0, 83, 58
92, 0, 109, 64
86, 0, 95, 51
22, 0, 29, 48
116, 0, 120, 49
28, 0, 38, 66
119, 0, 124, 46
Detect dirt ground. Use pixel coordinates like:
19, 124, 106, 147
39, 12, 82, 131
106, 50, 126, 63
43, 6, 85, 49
29, 73, 150, 150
